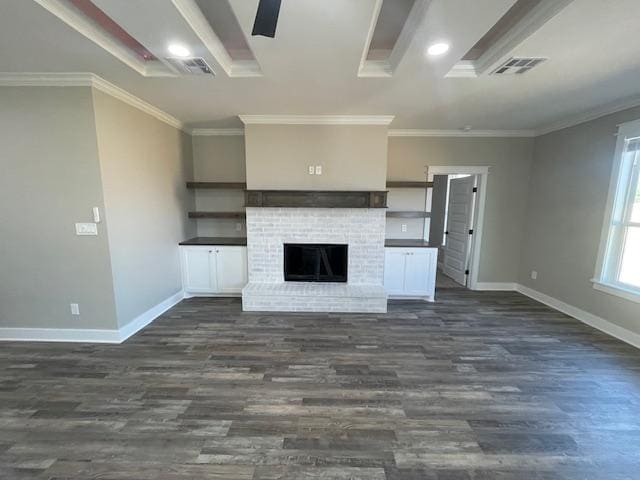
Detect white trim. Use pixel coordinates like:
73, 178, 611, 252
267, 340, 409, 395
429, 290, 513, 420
427, 166, 489, 290
428, 165, 490, 175
0, 73, 184, 131
0, 327, 122, 344
238, 115, 395, 126
445, 61, 478, 78
592, 280, 640, 305
536, 96, 640, 136
516, 284, 640, 350
0, 291, 185, 344
171, 0, 261, 78
357, 0, 385, 78
190, 128, 245, 136
389, 129, 536, 137
90, 76, 183, 130
473, 282, 517, 291
117, 290, 185, 342
33, 0, 175, 78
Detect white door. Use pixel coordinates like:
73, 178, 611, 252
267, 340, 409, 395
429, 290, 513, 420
404, 249, 436, 296
216, 247, 248, 294
384, 249, 407, 295
443, 176, 476, 286
181, 247, 218, 293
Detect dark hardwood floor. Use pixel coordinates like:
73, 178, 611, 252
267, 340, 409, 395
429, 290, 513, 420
1, 289, 640, 479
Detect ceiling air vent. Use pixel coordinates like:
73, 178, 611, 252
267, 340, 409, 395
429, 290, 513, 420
491, 57, 546, 75
165, 57, 215, 76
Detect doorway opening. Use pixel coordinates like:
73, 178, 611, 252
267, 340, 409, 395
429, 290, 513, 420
427, 166, 488, 289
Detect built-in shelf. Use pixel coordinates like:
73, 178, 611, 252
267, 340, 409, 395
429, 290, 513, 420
386, 211, 430, 218
386, 181, 433, 188
188, 211, 246, 219
186, 182, 247, 189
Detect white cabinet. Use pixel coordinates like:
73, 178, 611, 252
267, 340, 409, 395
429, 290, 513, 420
384, 247, 437, 300
180, 246, 248, 296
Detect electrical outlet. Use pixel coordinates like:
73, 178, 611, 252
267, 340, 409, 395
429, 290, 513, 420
531, 270, 538, 280
315, 165, 322, 175
70, 303, 80, 315
401, 224, 407, 232
236, 222, 242, 231
75, 223, 98, 236
308, 165, 315, 175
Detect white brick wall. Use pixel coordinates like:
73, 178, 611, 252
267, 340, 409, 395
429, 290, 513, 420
245, 208, 386, 284
242, 207, 387, 313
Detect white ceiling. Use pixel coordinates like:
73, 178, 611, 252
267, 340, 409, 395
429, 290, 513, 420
1, 0, 640, 131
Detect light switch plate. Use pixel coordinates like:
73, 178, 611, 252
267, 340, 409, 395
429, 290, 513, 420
308, 166, 315, 175
315, 165, 322, 175
70, 303, 80, 315
531, 270, 538, 280
401, 224, 407, 232
75, 223, 98, 235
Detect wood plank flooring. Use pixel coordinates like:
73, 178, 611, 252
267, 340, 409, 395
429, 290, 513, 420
1, 289, 640, 479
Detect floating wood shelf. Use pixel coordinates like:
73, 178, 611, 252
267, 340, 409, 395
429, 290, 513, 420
386, 211, 430, 218
186, 182, 247, 189
386, 181, 433, 188
188, 211, 246, 219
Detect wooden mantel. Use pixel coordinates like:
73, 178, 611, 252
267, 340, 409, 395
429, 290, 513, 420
245, 190, 388, 208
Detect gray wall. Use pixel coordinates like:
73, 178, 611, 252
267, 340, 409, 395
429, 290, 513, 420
0, 87, 118, 330
388, 136, 535, 283
519, 106, 640, 336
429, 175, 448, 247
93, 90, 195, 328
245, 124, 388, 190
192, 135, 246, 237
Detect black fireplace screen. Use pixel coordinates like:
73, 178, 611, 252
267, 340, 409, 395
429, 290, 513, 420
284, 243, 348, 282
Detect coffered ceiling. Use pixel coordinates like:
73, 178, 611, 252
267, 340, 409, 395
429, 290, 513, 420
1, 0, 640, 132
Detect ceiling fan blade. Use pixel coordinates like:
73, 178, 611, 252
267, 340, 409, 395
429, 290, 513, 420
251, 0, 281, 38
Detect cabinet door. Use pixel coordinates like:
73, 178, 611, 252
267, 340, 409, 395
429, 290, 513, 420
384, 249, 407, 295
181, 247, 217, 293
403, 249, 436, 296
216, 247, 248, 294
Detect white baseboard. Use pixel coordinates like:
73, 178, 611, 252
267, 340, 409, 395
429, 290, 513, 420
515, 284, 640, 350
473, 282, 518, 291
117, 290, 185, 342
0, 327, 122, 343
0, 290, 185, 344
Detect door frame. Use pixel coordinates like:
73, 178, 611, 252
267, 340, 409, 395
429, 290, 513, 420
427, 165, 489, 291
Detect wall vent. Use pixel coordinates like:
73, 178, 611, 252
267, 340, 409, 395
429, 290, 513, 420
165, 57, 215, 75
491, 57, 546, 75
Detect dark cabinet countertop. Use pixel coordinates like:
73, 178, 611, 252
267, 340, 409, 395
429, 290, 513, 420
179, 237, 247, 246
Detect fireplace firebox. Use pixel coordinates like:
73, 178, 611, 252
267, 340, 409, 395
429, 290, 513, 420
284, 243, 348, 282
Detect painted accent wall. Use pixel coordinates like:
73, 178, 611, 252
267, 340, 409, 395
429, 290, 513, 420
519, 106, 640, 336
244, 124, 388, 190
0, 87, 118, 330
92, 90, 195, 329
388, 136, 535, 283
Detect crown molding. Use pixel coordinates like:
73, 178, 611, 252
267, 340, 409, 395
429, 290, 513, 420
0, 73, 184, 131
535, 95, 640, 136
238, 115, 395, 125
388, 129, 536, 137
190, 128, 244, 136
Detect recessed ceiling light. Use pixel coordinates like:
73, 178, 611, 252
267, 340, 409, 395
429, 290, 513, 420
427, 42, 450, 56
168, 43, 191, 58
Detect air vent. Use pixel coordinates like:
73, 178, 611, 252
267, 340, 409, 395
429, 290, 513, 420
165, 57, 215, 75
491, 57, 546, 75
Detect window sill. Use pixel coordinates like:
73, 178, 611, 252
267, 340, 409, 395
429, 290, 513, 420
591, 279, 640, 304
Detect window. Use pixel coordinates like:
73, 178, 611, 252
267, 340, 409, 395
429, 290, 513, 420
594, 119, 640, 302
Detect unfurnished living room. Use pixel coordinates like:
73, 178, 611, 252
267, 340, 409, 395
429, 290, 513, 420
2, 0, 640, 478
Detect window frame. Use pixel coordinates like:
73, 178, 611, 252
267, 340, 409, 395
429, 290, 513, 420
592, 118, 640, 304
